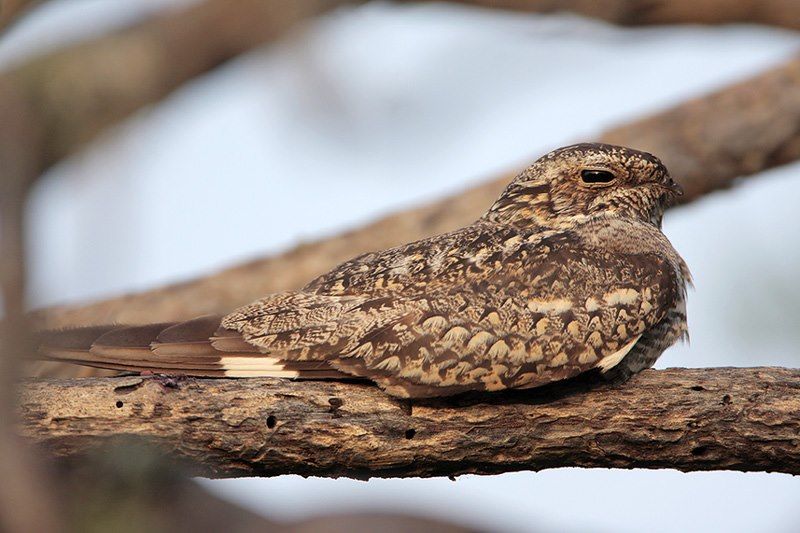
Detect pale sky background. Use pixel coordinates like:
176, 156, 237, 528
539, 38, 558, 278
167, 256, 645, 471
5, 1, 800, 532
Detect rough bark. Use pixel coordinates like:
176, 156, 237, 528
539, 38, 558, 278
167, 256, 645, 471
444, 0, 800, 30
18, 367, 800, 478
30, 54, 800, 334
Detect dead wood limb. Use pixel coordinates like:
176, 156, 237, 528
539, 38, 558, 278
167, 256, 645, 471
30, 54, 800, 333
441, 0, 800, 30
18, 367, 800, 478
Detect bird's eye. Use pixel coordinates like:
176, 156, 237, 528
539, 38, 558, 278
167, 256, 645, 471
580, 169, 616, 185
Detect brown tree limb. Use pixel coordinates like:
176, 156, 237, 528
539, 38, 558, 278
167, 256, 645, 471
31, 54, 800, 332
18, 367, 800, 478
441, 0, 800, 30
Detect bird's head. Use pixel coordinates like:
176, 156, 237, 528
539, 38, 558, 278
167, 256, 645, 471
485, 143, 682, 229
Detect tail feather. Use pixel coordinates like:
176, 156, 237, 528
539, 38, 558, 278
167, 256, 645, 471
37, 314, 347, 380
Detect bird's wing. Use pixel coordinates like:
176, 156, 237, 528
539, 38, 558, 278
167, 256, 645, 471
301, 223, 521, 298
223, 246, 682, 398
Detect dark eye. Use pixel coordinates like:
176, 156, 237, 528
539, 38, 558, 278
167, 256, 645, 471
580, 169, 616, 185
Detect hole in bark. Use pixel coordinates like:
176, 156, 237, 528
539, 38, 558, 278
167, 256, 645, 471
691, 445, 709, 456
266, 415, 277, 429
328, 397, 343, 418
690, 385, 704, 391
115, 401, 123, 408
405, 428, 416, 440
328, 397, 343, 409
721, 394, 732, 405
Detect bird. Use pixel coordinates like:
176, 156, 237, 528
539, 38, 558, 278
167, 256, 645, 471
39, 143, 690, 398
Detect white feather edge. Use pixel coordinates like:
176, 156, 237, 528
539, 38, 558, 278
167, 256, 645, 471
595, 334, 641, 373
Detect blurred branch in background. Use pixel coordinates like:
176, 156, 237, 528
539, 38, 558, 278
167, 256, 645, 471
0, 0, 352, 195
440, 0, 800, 30
2, 0, 797, 202
16, 439, 473, 532
0, 0, 43, 32
54, 444, 280, 532
0, 197, 59, 533
19, 367, 800, 478
30, 52, 800, 334
0, 0, 56, 520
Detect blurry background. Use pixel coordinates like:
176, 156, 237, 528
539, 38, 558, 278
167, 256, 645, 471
3, 0, 800, 531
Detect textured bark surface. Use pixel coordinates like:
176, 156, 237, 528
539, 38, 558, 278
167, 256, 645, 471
30, 54, 800, 335
19, 367, 800, 478
446, 0, 800, 30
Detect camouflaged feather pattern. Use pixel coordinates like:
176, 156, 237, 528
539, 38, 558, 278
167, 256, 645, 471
222, 143, 690, 398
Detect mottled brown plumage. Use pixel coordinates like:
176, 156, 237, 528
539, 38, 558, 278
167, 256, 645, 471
40, 143, 690, 398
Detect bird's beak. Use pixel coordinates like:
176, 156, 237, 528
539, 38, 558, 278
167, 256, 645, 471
660, 178, 683, 197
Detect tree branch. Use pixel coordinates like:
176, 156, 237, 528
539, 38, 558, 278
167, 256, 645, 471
18, 367, 800, 478
30, 54, 800, 332
0, 0, 43, 32
442, 0, 800, 30
0, 0, 351, 194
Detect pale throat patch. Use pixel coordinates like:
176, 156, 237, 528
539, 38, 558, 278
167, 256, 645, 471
596, 335, 641, 372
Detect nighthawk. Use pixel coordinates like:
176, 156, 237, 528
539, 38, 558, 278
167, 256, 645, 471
41, 143, 690, 398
